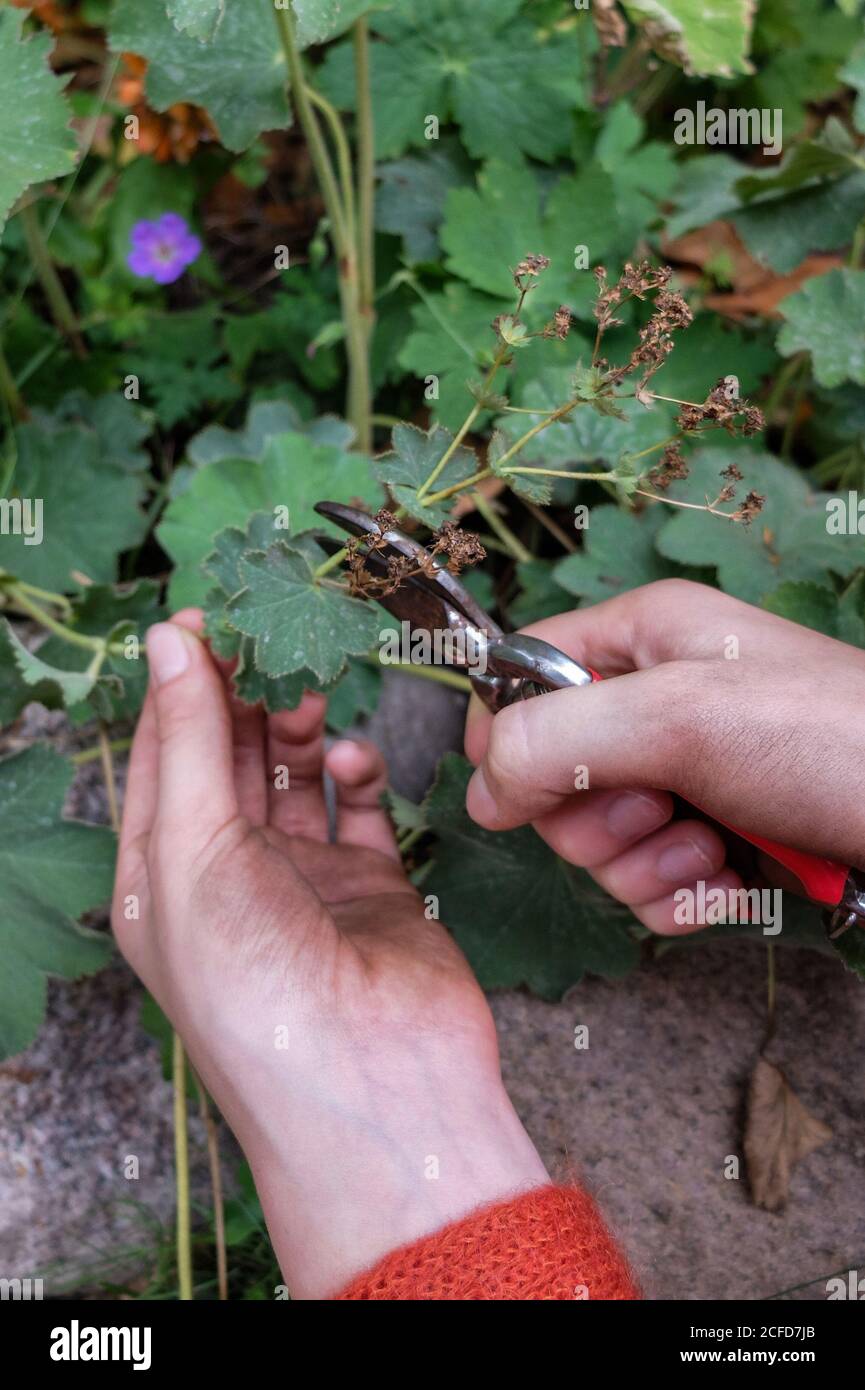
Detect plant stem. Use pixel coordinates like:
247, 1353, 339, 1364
416, 344, 508, 501
354, 17, 376, 321
622, 433, 681, 465
306, 85, 356, 247
632, 487, 738, 519
520, 496, 577, 552
471, 489, 531, 563
0, 337, 26, 421
423, 466, 493, 506
314, 544, 348, 579
491, 397, 585, 473
501, 465, 615, 482
173, 1032, 193, 1301
98, 721, 120, 834
194, 1075, 228, 1302
20, 203, 87, 359
71, 736, 132, 766
273, 7, 371, 452
1, 583, 125, 653
397, 825, 425, 855
369, 652, 472, 691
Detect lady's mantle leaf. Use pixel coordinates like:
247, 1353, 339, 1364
0, 746, 115, 1058
0, 420, 147, 593
620, 0, 754, 78
317, 0, 586, 162
656, 450, 862, 603
554, 506, 677, 605
423, 754, 639, 997
777, 269, 865, 388
0, 10, 77, 234
109, 0, 289, 152
291, 0, 376, 48
744, 1057, 831, 1211
227, 541, 379, 683
374, 423, 477, 522
158, 431, 382, 609
0, 619, 121, 720
167, 0, 225, 42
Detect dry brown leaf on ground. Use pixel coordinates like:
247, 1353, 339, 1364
744, 1056, 832, 1212
662, 221, 842, 319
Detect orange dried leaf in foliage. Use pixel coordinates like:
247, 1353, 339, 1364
663, 221, 842, 320
115, 55, 214, 164
744, 1056, 831, 1212
10, 0, 75, 33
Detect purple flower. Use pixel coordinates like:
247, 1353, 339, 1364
127, 213, 202, 284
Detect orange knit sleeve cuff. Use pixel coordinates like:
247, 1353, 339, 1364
332, 1184, 641, 1301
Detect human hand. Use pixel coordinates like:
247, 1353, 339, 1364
465, 579, 865, 935
112, 611, 547, 1298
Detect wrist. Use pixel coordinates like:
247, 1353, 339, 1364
237, 1052, 549, 1299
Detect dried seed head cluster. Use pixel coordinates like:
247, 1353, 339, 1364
345, 510, 486, 599
542, 305, 573, 341
677, 381, 765, 436
513, 253, 550, 290
647, 440, 689, 489
593, 260, 672, 336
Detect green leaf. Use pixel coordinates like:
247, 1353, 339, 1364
46, 391, 152, 474
167, 0, 225, 42
188, 399, 353, 464
735, 175, 865, 274
440, 158, 651, 318
777, 269, 865, 388
0, 420, 146, 592
109, 0, 290, 152
620, 0, 754, 77
648, 315, 775, 404
735, 124, 862, 202
489, 427, 550, 503
375, 142, 472, 263
423, 754, 639, 996
0, 746, 115, 1057
554, 506, 677, 604
396, 282, 510, 432
762, 575, 865, 648
656, 450, 862, 603
0, 10, 77, 234
374, 423, 478, 522
159, 431, 383, 609
0, 618, 121, 718
317, 0, 587, 162
324, 658, 382, 731
291, 0, 376, 48
841, 40, 865, 134
227, 541, 380, 683
499, 365, 675, 473
509, 559, 574, 626
35, 580, 164, 724
126, 307, 240, 429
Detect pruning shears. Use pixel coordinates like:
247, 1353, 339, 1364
314, 500, 865, 938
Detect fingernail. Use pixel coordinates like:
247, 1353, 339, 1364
606, 791, 668, 840
466, 767, 498, 827
147, 623, 191, 686
657, 838, 714, 883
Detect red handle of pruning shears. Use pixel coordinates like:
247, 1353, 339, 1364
585, 669, 852, 908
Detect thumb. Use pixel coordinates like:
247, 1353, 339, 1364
146, 620, 238, 854
466, 661, 702, 830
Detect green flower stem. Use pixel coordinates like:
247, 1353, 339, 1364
489, 396, 586, 473
416, 344, 509, 501
306, 85, 356, 247
97, 720, 120, 838
15, 579, 72, 616
621, 433, 682, 465
632, 487, 737, 519
1, 582, 125, 653
370, 652, 473, 692
71, 737, 132, 767
397, 825, 425, 855
501, 465, 621, 482
173, 1032, 193, 1301
354, 17, 376, 321
274, 6, 371, 452
422, 466, 493, 506
20, 203, 87, 360
0, 337, 26, 421
471, 489, 531, 564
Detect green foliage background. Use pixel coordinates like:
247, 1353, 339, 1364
2, 0, 865, 1058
